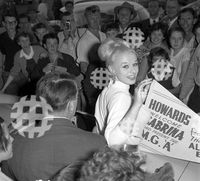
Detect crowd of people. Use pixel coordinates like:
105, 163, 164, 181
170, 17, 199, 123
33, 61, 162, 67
0, 0, 199, 180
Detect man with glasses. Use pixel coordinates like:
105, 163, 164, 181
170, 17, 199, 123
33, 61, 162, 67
0, 12, 21, 94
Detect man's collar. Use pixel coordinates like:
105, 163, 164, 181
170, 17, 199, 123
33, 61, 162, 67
150, 17, 160, 24
20, 46, 34, 59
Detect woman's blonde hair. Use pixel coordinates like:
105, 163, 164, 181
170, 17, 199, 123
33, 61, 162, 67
98, 38, 135, 67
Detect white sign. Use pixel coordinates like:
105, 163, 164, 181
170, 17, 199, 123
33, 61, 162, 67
142, 80, 200, 163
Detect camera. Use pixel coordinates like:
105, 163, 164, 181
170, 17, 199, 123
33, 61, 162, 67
64, 20, 71, 30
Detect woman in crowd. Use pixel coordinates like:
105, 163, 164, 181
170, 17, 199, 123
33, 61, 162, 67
95, 38, 151, 147
168, 27, 191, 96
179, 21, 200, 113
0, 118, 14, 181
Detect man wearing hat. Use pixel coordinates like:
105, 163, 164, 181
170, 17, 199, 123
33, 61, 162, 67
114, 1, 138, 34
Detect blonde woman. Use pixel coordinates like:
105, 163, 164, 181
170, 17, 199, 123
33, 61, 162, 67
95, 38, 151, 147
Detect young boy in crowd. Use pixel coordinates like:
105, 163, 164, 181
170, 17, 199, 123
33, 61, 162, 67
32, 23, 50, 46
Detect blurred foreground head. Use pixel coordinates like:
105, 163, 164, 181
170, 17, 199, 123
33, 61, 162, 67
36, 71, 78, 113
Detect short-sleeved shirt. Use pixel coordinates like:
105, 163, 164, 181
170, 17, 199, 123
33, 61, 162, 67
0, 32, 21, 71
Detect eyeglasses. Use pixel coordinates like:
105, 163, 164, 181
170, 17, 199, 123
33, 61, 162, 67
5, 20, 17, 26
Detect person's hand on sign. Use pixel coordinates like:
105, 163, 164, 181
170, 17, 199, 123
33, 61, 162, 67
134, 78, 152, 105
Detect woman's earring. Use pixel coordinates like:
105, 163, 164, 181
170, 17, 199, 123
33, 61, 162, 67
111, 74, 116, 83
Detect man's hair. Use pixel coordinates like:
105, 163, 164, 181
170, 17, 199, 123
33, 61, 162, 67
103, 22, 119, 33
178, 7, 196, 20
18, 13, 30, 21
78, 147, 145, 181
42, 33, 59, 45
16, 32, 32, 43
36, 72, 78, 111
168, 26, 185, 42
60, 11, 72, 20
166, 0, 180, 6
148, 0, 160, 7
2, 11, 17, 22
84, 5, 100, 17
32, 22, 48, 33
65, 1, 74, 7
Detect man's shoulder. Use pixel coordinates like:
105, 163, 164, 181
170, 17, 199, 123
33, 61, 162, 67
62, 52, 74, 60
0, 31, 7, 37
0, 31, 7, 42
72, 128, 107, 147
137, 18, 150, 25
57, 31, 64, 38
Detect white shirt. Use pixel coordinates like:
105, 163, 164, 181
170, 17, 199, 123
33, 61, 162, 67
58, 31, 79, 59
95, 80, 131, 145
149, 17, 160, 25
170, 47, 190, 82
20, 46, 34, 59
0, 170, 13, 181
76, 29, 106, 64
95, 80, 150, 146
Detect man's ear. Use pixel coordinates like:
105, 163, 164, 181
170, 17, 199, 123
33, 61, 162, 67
130, 14, 134, 21
193, 18, 197, 25
66, 99, 77, 115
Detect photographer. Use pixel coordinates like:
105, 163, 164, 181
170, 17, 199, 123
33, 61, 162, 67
58, 12, 85, 59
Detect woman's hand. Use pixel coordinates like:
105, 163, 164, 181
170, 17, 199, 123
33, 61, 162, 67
134, 79, 152, 105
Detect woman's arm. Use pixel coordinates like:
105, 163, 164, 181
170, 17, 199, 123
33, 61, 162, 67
180, 60, 190, 83
117, 79, 151, 135
106, 79, 152, 146
179, 56, 196, 100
